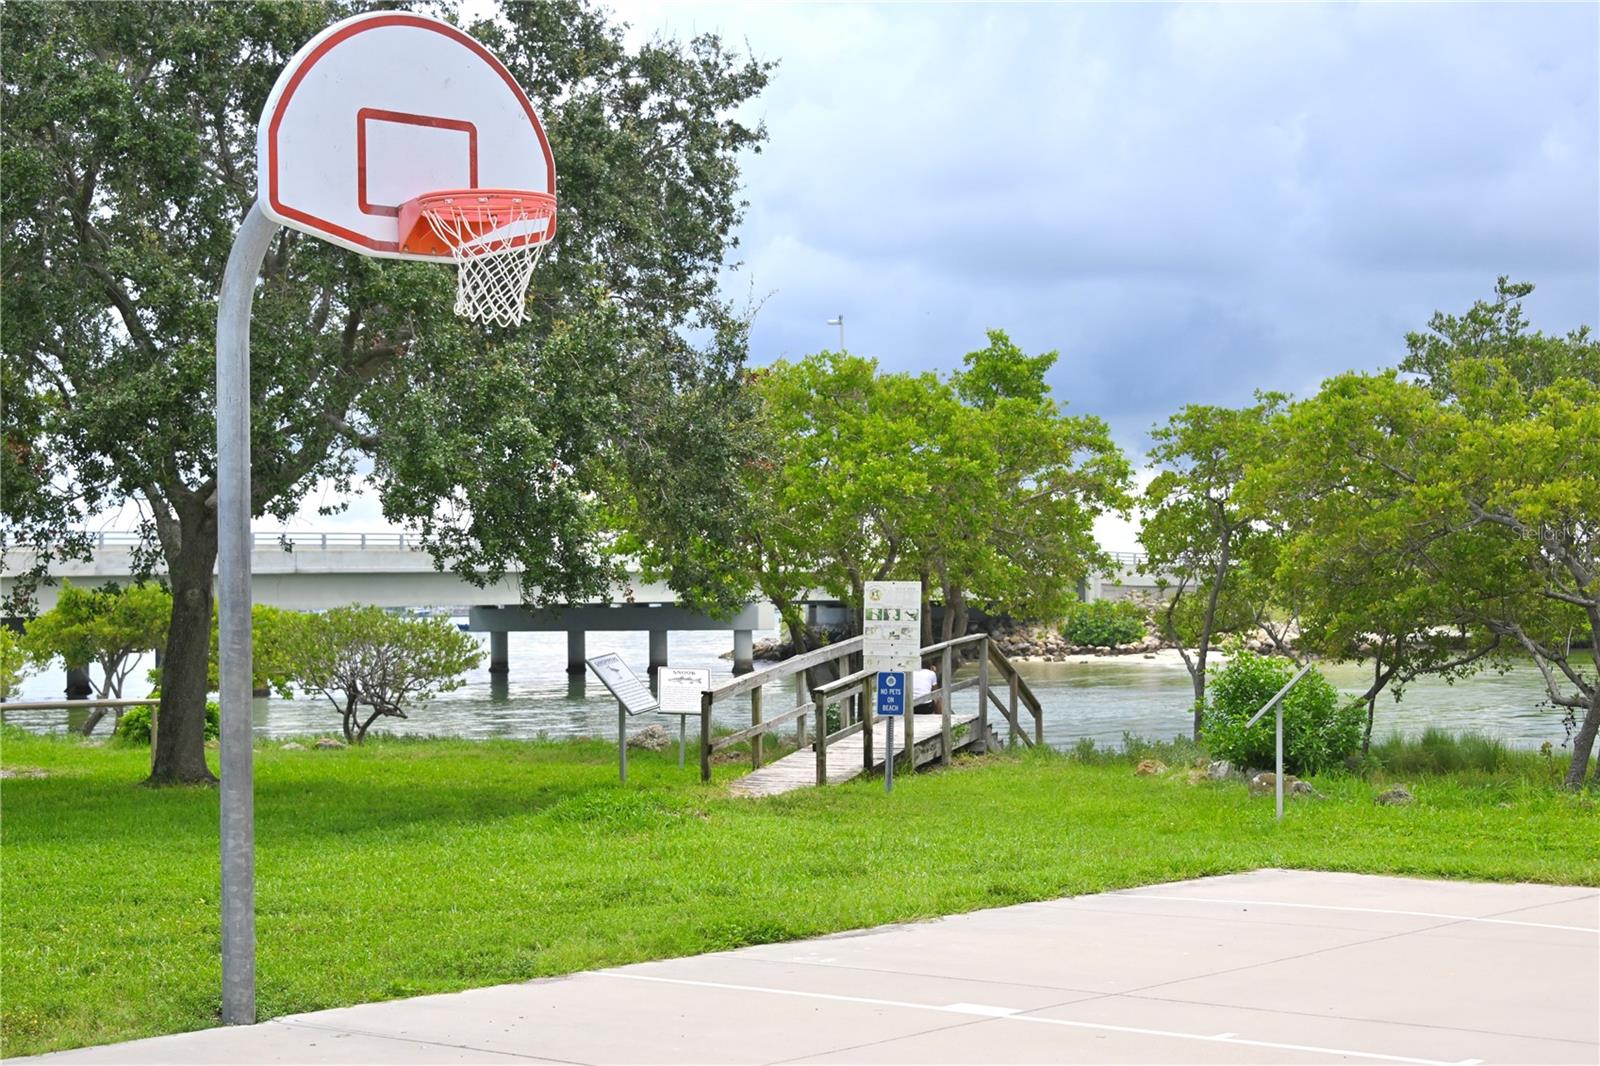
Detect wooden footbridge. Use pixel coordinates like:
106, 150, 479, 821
696, 633, 1046, 798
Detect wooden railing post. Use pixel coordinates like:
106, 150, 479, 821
939, 646, 953, 767
795, 668, 808, 747
977, 640, 990, 754
699, 690, 713, 782
815, 693, 829, 785
863, 675, 874, 773
750, 685, 764, 770
904, 674, 915, 773
1008, 671, 1020, 748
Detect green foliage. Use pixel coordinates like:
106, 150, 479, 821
2, 732, 1594, 1056
204, 603, 300, 697
114, 701, 218, 745
1201, 651, 1361, 775
643, 334, 1133, 648
0, 626, 25, 699
1251, 279, 1599, 787
1060, 600, 1146, 647
1, 0, 771, 779
20, 582, 169, 698
1141, 395, 1289, 729
282, 605, 482, 743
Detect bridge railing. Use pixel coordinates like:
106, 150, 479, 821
78, 531, 426, 551
700, 632, 1047, 785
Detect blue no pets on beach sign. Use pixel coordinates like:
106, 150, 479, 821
877, 671, 906, 717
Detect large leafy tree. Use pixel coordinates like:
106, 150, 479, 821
1140, 395, 1288, 735
630, 335, 1130, 650
20, 580, 170, 733
1256, 281, 1599, 787
1, 0, 770, 782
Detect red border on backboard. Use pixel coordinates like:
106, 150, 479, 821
266, 13, 557, 256
356, 109, 479, 217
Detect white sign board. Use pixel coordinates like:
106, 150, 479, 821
658, 667, 710, 717
863, 580, 922, 673
586, 653, 658, 716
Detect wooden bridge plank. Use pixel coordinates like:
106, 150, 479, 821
727, 712, 984, 798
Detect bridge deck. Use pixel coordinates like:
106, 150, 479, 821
728, 711, 987, 798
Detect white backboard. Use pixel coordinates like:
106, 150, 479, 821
658, 668, 711, 717
256, 11, 555, 261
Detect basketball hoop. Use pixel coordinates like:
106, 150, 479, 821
398, 189, 556, 327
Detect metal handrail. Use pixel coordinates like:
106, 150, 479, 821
1246, 661, 1315, 822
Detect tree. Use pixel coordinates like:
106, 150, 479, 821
283, 605, 481, 743
627, 335, 1131, 651
0, 626, 26, 700
1255, 280, 1599, 787
205, 603, 301, 698
20, 581, 170, 733
2, 1, 770, 782
1140, 395, 1288, 736
1248, 391, 1502, 753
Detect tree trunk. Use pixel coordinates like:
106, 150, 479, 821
1565, 691, 1599, 790
148, 516, 219, 785
80, 705, 109, 736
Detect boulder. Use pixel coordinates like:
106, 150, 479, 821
1206, 759, 1233, 781
1249, 771, 1295, 795
1289, 779, 1322, 798
1134, 759, 1166, 777
628, 724, 672, 752
280, 741, 306, 751
1375, 785, 1414, 807
314, 737, 345, 750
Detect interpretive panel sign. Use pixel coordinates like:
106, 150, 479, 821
863, 580, 922, 673
586, 653, 658, 716
658, 667, 709, 716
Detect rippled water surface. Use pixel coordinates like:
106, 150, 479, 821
4, 628, 1575, 751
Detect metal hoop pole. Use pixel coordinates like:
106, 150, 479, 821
217, 201, 279, 1026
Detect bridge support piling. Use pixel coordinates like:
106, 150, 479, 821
66, 666, 93, 700
566, 630, 585, 674
648, 630, 668, 676
732, 629, 754, 675
489, 631, 509, 675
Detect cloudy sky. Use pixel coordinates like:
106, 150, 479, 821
280, 1, 1599, 546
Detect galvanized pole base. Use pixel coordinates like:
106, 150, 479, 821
885, 717, 895, 793
217, 202, 279, 1026
618, 700, 628, 783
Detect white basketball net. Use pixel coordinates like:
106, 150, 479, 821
421, 197, 553, 327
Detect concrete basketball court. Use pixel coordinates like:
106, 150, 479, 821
20, 869, 1598, 1065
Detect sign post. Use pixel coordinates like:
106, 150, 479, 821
876, 670, 906, 792
864, 581, 921, 781
585, 653, 659, 783
657, 667, 710, 769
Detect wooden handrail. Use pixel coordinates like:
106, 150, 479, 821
709, 702, 814, 753
706, 636, 862, 703
918, 632, 987, 657
0, 697, 158, 711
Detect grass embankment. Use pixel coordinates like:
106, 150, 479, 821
2, 727, 1595, 1057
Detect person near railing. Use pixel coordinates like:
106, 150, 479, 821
912, 665, 940, 713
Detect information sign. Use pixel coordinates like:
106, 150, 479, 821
657, 668, 709, 716
863, 580, 922, 673
586, 653, 658, 716
876, 671, 906, 717
656, 667, 709, 769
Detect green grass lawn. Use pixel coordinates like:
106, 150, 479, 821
2, 727, 1596, 1057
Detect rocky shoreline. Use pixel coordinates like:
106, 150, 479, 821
729, 621, 1292, 665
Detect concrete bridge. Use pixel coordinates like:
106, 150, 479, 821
1, 531, 771, 675
2, 533, 1169, 679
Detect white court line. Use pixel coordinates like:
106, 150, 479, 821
1108, 893, 1599, 933
592, 972, 1466, 1066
